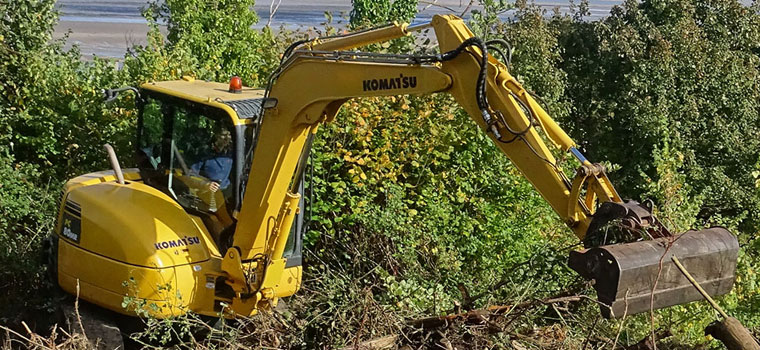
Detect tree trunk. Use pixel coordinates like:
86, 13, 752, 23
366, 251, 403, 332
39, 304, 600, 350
705, 317, 760, 350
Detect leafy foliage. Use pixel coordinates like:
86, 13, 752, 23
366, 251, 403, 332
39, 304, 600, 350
557, 0, 760, 233
349, 0, 419, 28
307, 93, 574, 312
131, 0, 278, 86
1, 0, 760, 348
0, 149, 57, 324
0, 0, 132, 180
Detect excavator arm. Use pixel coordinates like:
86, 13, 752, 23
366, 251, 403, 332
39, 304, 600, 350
223, 15, 739, 319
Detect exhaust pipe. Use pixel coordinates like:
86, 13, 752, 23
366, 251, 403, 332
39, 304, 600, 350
103, 144, 125, 185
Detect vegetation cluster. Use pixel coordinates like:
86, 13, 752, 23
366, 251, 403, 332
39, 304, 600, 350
1, 0, 759, 348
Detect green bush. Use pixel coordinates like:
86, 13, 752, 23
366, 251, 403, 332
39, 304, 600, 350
128, 0, 279, 86
0, 148, 57, 324
307, 93, 574, 309
2, 0, 760, 348
350, 0, 418, 28
556, 0, 760, 234
0, 0, 134, 181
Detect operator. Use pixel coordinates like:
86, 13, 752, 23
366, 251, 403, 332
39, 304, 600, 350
191, 127, 233, 196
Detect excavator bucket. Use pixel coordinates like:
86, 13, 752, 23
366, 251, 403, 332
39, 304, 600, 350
569, 227, 739, 318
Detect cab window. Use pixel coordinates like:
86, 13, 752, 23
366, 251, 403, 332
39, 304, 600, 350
138, 98, 235, 215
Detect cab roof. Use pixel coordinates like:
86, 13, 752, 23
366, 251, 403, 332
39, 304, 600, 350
140, 78, 266, 124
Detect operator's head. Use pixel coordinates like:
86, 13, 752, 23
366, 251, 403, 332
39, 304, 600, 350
213, 127, 232, 153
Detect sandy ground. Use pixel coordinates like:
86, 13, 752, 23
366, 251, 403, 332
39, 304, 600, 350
54, 21, 152, 58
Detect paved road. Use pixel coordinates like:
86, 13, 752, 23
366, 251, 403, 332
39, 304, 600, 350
54, 0, 752, 57
56, 0, 624, 25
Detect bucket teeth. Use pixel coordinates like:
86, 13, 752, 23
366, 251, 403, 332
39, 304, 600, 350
569, 227, 739, 318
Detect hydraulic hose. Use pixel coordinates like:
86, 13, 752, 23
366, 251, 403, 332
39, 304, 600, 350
434, 37, 501, 139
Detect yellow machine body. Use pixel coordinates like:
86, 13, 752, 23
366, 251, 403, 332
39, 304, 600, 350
52, 15, 738, 320
54, 80, 302, 318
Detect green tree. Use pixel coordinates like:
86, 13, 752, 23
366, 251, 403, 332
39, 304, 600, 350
131, 0, 278, 86
557, 0, 760, 232
0, 0, 133, 180
350, 0, 419, 29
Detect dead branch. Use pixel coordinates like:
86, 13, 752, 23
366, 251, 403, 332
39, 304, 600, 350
408, 295, 583, 330
266, 0, 283, 27
624, 329, 672, 350
459, 0, 475, 17
705, 318, 760, 350
418, 0, 458, 13
339, 335, 398, 350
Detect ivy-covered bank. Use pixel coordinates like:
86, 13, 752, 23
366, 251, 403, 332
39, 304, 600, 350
1, 0, 759, 348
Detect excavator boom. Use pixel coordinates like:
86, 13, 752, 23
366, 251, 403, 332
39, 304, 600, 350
225, 15, 738, 318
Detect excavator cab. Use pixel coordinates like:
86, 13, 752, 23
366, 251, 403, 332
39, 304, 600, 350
133, 80, 306, 254
136, 91, 240, 241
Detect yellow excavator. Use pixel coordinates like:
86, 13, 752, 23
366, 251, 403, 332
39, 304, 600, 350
45, 15, 739, 328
